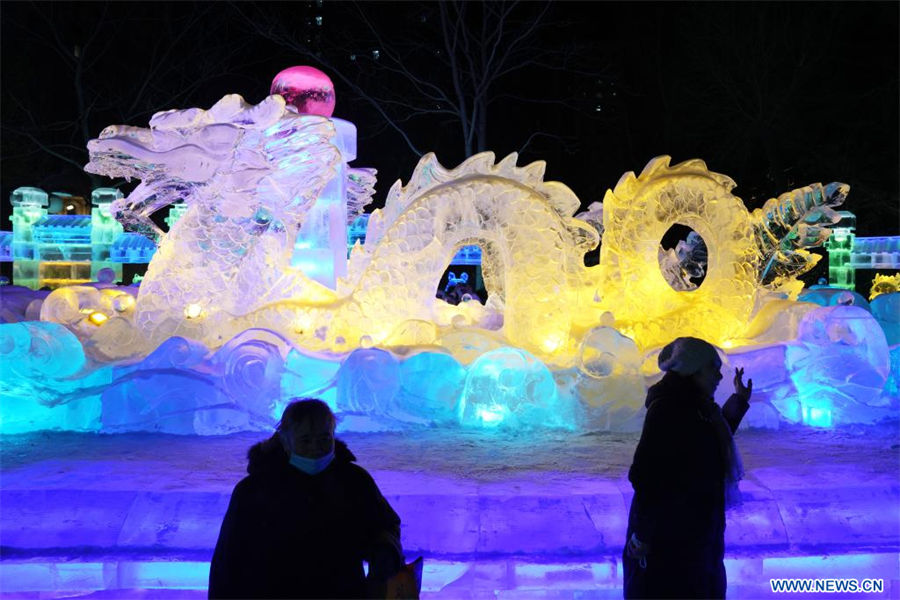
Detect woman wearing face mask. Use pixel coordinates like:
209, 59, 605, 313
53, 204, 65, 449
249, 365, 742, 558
209, 398, 404, 599
623, 337, 752, 599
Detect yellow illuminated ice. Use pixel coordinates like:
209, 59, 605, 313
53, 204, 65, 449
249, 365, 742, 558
66, 91, 850, 371
87, 312, 108, 326
870, 273, 900, 300
595, 156, 846, 349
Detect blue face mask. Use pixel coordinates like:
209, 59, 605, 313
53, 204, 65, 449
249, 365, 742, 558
289, 450, 334, 475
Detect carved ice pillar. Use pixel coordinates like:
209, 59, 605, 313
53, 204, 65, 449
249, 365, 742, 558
90, 188, 124, 282
291, 117, 357, 289
10, 187, 48, 289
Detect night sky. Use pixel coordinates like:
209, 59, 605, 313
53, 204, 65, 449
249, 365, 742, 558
2, 1, 897, 240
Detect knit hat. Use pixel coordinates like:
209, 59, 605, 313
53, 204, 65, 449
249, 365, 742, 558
658, 336, 721, 375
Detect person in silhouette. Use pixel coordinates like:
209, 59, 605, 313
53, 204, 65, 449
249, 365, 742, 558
209, 398, 404, 599
624, 337, 752, 599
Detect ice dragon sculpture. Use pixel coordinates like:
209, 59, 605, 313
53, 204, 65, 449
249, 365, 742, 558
10, 72, 894, 436
73, 93, 852, 360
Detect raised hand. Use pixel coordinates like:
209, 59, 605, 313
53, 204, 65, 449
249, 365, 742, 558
733, 367, 752, 403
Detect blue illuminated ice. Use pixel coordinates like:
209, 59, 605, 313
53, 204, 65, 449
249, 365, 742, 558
396, 352, 466, 424
786, 305, 894, 425
336, 348, 402, 417
798, 286, 870, 310
870, 292, 900, 346
459, 347, 576, 429
281, 348, 342, 413
0, 321, 104, 433
1, 321, 86, 381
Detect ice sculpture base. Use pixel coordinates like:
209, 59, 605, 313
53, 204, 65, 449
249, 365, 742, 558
1, 424, 898, 598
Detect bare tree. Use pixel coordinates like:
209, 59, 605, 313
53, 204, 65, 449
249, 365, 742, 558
1, 2, 261, 191
234, 1, 609, 161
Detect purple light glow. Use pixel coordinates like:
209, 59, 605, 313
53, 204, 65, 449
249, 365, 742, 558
1, 425, 897, 597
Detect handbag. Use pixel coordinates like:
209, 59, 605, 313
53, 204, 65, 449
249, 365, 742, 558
384, 557, 423, 599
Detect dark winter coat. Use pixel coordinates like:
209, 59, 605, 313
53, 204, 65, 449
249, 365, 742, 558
623, 372, 748, 600
208, 438, 402, 599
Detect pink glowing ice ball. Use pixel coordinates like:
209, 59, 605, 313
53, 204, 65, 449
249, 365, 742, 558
270, 66, 336, 117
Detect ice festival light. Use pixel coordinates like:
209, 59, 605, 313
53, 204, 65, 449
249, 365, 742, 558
1, 66, 897, 435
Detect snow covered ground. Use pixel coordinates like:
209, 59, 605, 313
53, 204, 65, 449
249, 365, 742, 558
1, 421, 898, 598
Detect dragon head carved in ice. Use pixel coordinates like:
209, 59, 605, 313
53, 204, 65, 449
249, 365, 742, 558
85, 94, 375, 346
86, 94, 350, 239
